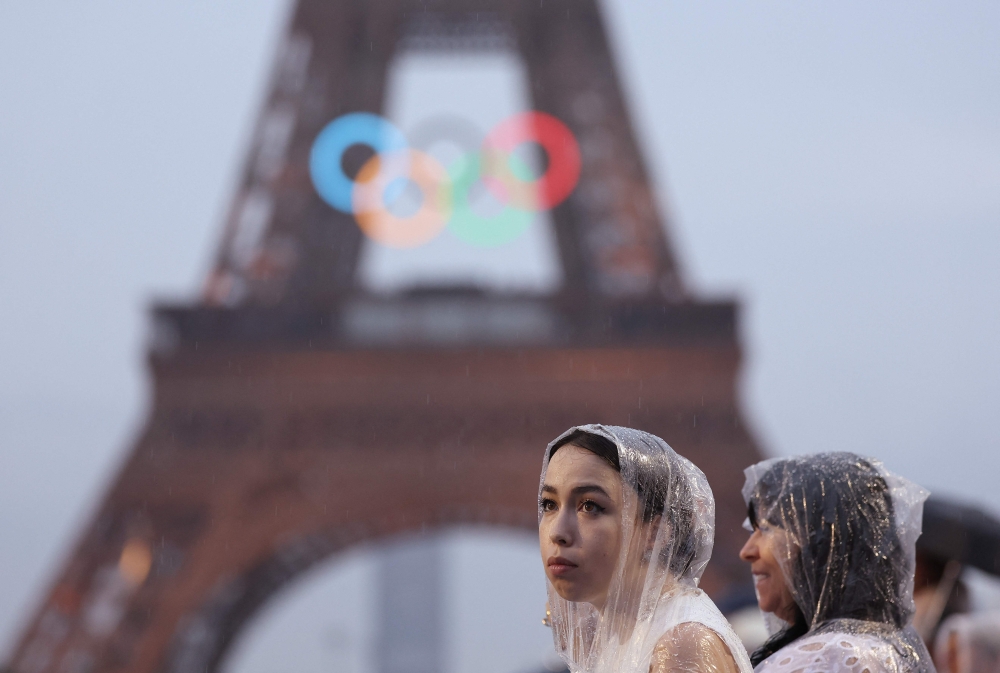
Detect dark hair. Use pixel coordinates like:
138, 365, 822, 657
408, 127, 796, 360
548, 429, 697, 576
747, 453, 907, 666
551, 429, 620, 472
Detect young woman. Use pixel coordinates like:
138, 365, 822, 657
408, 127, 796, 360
539, 424, 752, 673
739, 453, 936, 673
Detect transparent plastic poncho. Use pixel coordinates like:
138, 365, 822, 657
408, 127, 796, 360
540, 424, 753, 673
742, 453, 936, 673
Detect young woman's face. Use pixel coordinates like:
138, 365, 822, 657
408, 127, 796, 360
539, 444, 623, 610
739, 522, 799, 623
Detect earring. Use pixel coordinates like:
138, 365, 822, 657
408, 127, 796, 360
541, 603, 552, 627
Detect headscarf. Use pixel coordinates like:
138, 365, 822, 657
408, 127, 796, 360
538, 424, 718, 673
742, 453, 933, 673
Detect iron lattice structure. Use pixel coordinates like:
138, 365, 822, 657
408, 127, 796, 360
8, 2, 764, 673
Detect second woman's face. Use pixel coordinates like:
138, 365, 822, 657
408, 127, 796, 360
539, 445, 623, 610
739, 523, 799, 623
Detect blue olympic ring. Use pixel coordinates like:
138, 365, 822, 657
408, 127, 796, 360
308, 113, 409, 213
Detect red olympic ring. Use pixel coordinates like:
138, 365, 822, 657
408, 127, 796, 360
480, 111, 581, 211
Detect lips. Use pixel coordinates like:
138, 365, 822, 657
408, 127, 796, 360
547, 556, 578, 576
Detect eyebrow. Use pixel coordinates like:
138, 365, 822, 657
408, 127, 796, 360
541, 483, 611, 498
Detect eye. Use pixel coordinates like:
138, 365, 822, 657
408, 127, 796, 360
580, 500, 605, 515
540, 498, 557, 512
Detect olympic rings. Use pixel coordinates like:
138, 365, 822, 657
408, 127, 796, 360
309, 110, 581, 249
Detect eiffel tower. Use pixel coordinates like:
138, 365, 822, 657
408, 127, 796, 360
7, 2, 764, 673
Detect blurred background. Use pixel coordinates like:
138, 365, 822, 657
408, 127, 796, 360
1, 2, 999, 673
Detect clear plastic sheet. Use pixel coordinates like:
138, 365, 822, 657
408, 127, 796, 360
741, 453, 935, 673
539, 424, 753, 673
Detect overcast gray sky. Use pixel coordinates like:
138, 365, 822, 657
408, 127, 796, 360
1, 1, 999, 672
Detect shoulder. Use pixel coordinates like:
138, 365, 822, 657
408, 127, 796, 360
651, 622, 739, 673
757, 632, 900, 673
658, 622, 731, 650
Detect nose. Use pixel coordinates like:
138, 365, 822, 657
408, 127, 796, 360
548, 505, 576, 547
739, 530, 759, 563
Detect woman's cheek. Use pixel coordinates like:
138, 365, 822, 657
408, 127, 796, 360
595, 520, 619, 563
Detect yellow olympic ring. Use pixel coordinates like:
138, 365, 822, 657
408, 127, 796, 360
351, 150, 452, 249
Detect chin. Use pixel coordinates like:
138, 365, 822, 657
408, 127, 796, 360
549, 578, 591, 603
757, 597, 780, 614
